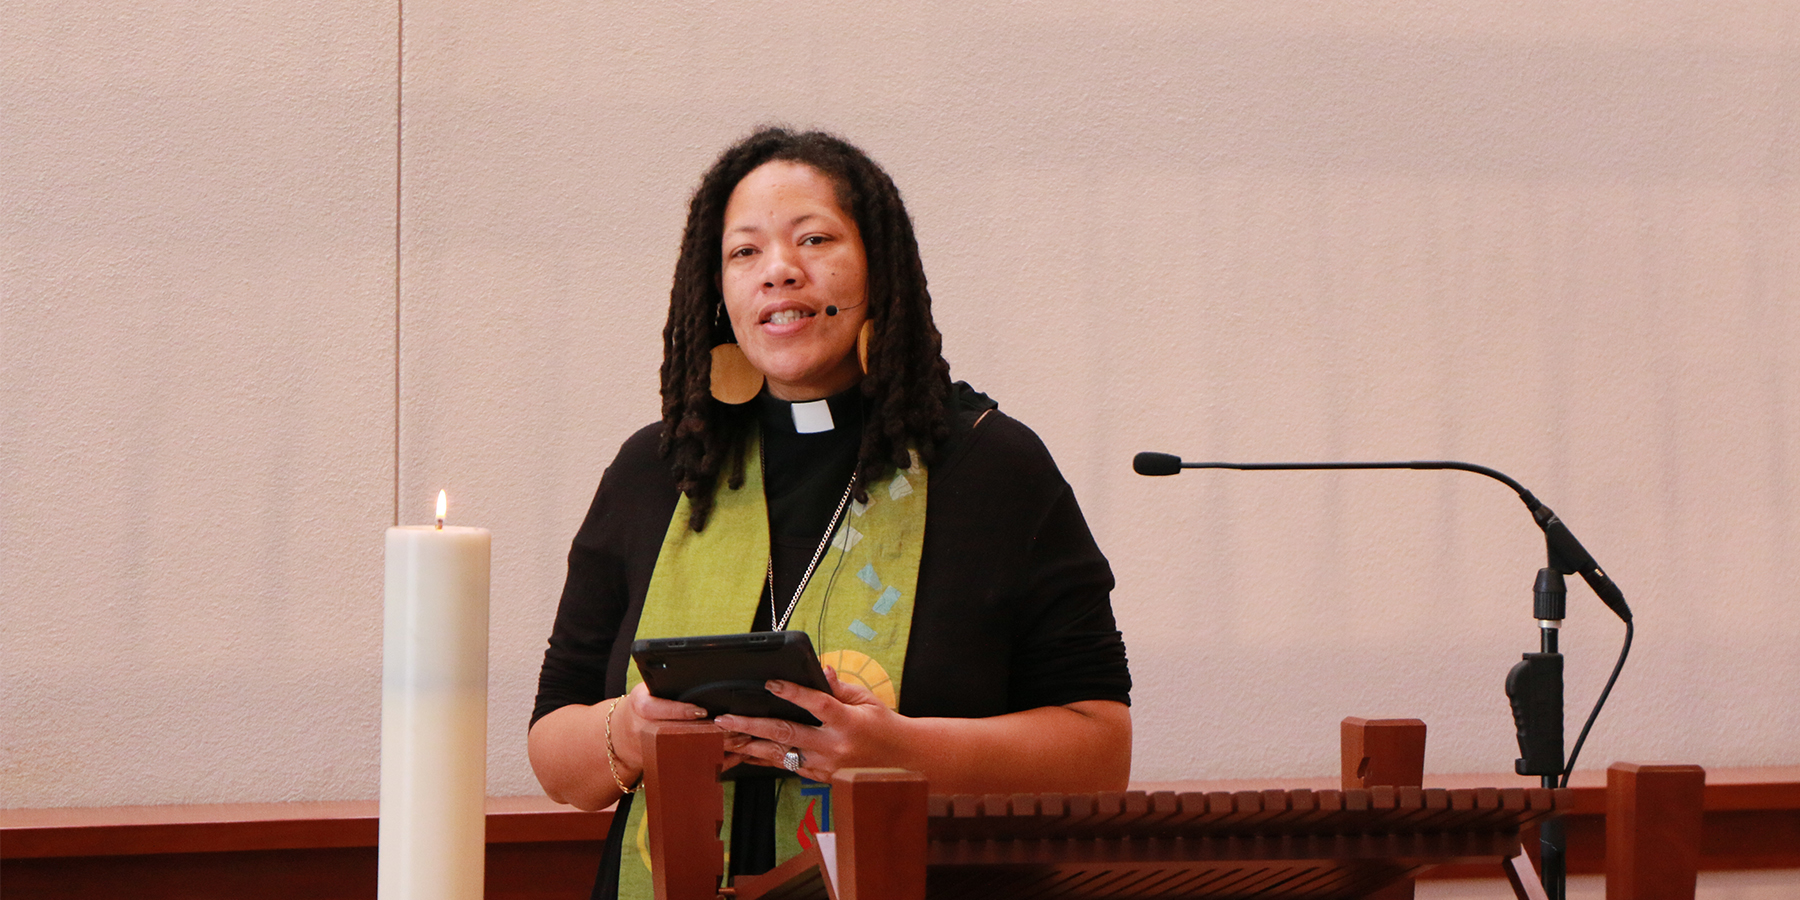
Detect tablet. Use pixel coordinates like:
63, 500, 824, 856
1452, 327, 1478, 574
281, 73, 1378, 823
631, 631, 831, 726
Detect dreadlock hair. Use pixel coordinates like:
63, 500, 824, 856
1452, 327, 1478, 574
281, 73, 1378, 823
659, 127, 953, 532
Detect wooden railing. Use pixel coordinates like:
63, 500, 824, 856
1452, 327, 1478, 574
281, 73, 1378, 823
650, 719, 1565, 900
4, 767, 1795, 899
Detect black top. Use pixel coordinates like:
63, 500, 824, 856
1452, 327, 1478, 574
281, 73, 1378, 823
532, 382, 1131, 898
752, 386, 865, 631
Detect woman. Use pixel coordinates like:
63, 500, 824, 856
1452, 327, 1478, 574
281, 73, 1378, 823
530, 128, 1130, 899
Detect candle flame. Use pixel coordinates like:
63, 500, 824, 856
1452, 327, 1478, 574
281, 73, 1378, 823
436, 490, 447, 528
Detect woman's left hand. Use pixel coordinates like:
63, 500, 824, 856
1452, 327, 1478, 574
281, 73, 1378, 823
713, 667, 903, 781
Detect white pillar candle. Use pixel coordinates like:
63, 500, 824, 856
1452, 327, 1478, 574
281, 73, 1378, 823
380, 493, 490, 900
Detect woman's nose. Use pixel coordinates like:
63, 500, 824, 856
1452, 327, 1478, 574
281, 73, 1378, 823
760, 246, 803, 288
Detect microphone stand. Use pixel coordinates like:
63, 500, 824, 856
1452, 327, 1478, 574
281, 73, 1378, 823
1133, 453, 1636, 900
1512, 566, 1567, 898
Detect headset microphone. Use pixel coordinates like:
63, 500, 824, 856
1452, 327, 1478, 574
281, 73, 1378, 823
824, 302, 865, 317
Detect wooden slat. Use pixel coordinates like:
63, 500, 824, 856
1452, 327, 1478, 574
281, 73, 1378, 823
1153, 790, 1219, 831
1256, 787, 1319, 831
1127, 789, 1181, 834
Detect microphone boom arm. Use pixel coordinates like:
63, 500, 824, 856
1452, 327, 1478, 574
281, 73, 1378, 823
1132, 453, 1631, 623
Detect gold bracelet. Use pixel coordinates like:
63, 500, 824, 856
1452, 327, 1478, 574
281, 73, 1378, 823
604, 697, 640, 794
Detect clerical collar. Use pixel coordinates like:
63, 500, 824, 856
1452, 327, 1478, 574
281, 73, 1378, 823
756, 386, 862, 435
791, 399, 833, 434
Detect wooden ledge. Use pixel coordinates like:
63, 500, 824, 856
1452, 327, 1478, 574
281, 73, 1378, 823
1137, 765, 1800, 813
0, 796, 614, 859
4, 766, 1793, 867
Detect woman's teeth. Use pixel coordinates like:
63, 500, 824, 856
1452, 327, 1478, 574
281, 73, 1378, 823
767, 309, 811, 325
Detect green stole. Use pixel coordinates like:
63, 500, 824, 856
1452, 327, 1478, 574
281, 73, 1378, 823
617, 432, 926, 897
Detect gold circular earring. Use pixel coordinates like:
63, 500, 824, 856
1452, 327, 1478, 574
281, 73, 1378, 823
710, 343, 764, 404
857, 321, 873, 376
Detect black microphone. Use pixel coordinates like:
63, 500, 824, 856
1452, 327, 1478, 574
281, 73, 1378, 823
1132, 452, 1183, 476
1131, 451, 1631, 622
824, 301, 865, 316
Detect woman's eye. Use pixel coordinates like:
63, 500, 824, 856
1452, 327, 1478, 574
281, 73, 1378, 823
728, 246, 756, 259
800, 235, 827, 246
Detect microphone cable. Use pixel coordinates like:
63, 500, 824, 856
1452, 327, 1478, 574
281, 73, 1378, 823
1561, 619, 1631, 788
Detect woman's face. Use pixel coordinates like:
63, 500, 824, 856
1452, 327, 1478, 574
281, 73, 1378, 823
719, 161, 869, 402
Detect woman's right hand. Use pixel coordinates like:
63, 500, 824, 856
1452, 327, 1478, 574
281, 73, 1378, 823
527, 686, 710, 811
608, 684, 716, 777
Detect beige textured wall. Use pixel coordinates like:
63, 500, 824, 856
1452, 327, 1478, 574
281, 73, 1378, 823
3, 2, 398, 805
4, 2, 1796, 811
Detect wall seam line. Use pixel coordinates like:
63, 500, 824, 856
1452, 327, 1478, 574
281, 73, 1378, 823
393, 0, 404, 528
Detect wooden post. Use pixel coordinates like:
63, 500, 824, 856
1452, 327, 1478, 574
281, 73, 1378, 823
832, 768, 927, 900
1342, 717, 1426, 900
1341, 717, 1427, 791
641, 722, 725, 900
1606, 762, 1705, 900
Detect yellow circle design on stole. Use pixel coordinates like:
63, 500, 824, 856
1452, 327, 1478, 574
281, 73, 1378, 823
818, 649, 897, 710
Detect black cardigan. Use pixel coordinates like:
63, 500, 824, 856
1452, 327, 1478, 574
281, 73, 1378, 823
531, 383, 1131, 897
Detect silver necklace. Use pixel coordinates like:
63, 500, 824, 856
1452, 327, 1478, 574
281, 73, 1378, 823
766, 460, 858, 632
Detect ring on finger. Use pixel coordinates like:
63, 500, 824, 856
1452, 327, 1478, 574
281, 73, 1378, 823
781, 747, 804, 772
